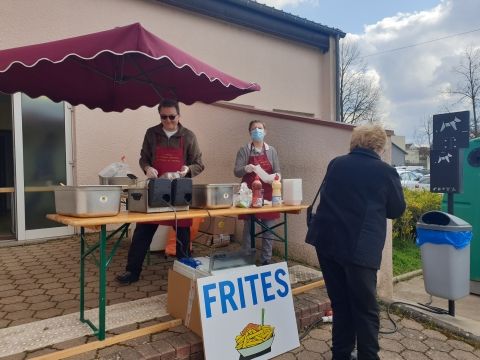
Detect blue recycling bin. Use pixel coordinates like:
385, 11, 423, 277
416, 211, 472, 300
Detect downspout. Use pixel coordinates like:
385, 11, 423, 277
335, 34, 341, 122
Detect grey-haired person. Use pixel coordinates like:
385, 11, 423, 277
306, 124, 406, 360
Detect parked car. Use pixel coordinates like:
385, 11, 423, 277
415, 175, 430, 190
416, 168, 430, 176
397, 170, 420, 189
395, 166, 429, 179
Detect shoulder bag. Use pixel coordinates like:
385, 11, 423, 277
306, 181, 322, 227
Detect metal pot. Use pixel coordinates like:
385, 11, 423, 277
99, 175, 137, 186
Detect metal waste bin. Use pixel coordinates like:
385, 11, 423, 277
416, 211, 472, 300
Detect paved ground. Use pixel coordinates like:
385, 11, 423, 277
280, 310, 480, 360
393, 273, 480, 345
0, 234, 323, 330
394, 275, 480, 322
0, 234, 329, 359
1, 235, 480, 359
0, 235, 171, 328
6, 305, 479, 359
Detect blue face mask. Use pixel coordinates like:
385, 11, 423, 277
250, 128, 265, 141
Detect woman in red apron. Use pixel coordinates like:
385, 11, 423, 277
117, 99, 204, 284
234, 120, 281, 265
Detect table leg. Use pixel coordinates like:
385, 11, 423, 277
80, 227, 85, 322
79, 223, 130, 339
252, 213, 289, 261
250, 214, 256, 250
98, 225, 107, 340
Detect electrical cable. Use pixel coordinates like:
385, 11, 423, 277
155, 190, 218, 261
425, 294, 433, 306
361, 27, 480, 59
299, 300, 449, 340
158, 184, 220, 259
204, 209, 218, 259
157, 194, 188, 259
185, 208, 214, 246
299, 317, 325, 340
379, 302, 399, 335
379, 300, 449, 334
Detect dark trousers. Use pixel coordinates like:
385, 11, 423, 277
126, 223, 190, 276
316, 248, 380, 360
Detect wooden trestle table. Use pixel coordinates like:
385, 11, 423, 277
47, 204, 307, 340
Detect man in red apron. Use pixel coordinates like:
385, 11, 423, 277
117, 99, 204, 284
234, 120, 281, 265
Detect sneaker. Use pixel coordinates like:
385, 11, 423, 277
115, 271, 139, 285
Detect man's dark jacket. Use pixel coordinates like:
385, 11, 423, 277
139, 123, 204, 177
306, 147, 406, 269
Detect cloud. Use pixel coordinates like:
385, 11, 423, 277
350, 0, 480, 143
253, 0, 317, 9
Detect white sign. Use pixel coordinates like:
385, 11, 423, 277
196, 262, 299, 360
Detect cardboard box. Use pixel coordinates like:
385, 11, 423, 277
195, 232, 210, 245
195, 232, 231, 247
199, 216, 236, 235
211, 234, 231, 248
167, 269, 203, 337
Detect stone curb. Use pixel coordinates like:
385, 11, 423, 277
392, 269, 422, 284
3, 290, 331, 359
379, 297, 480, 348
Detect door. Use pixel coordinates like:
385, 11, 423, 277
0, 95, 14, 240
13, 93, 74, 240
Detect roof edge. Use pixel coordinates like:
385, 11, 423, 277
392, 142, 408, 154
213, 102, 355, 131
155, 0, 346, 51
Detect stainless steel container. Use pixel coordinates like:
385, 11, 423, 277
191, 184, 235, 209
54, 185, 122, 217
99, 176, 136, 186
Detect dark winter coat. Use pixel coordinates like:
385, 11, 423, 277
305, 147, 406, 269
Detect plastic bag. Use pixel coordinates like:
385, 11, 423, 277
252, 165, 276, 184
234, 182, 252, 208
98, 156, 133, 178
416, 228, 472, 249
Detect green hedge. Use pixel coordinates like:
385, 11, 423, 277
393, 189, 443, 241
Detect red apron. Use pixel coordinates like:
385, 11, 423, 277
151, 136, 192, 227
239, 144, 279, 220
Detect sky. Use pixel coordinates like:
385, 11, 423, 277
255, 0, 480, 144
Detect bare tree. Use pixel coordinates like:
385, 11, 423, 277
414, 115, 433, 147
448, 47, 480, 137
339, 40, 380, 124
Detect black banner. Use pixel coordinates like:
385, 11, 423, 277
432, 111, 470, 150
429, 149, 463, 193
430, 111, 469, 193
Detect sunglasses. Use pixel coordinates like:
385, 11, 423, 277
160, 114, 178, 121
